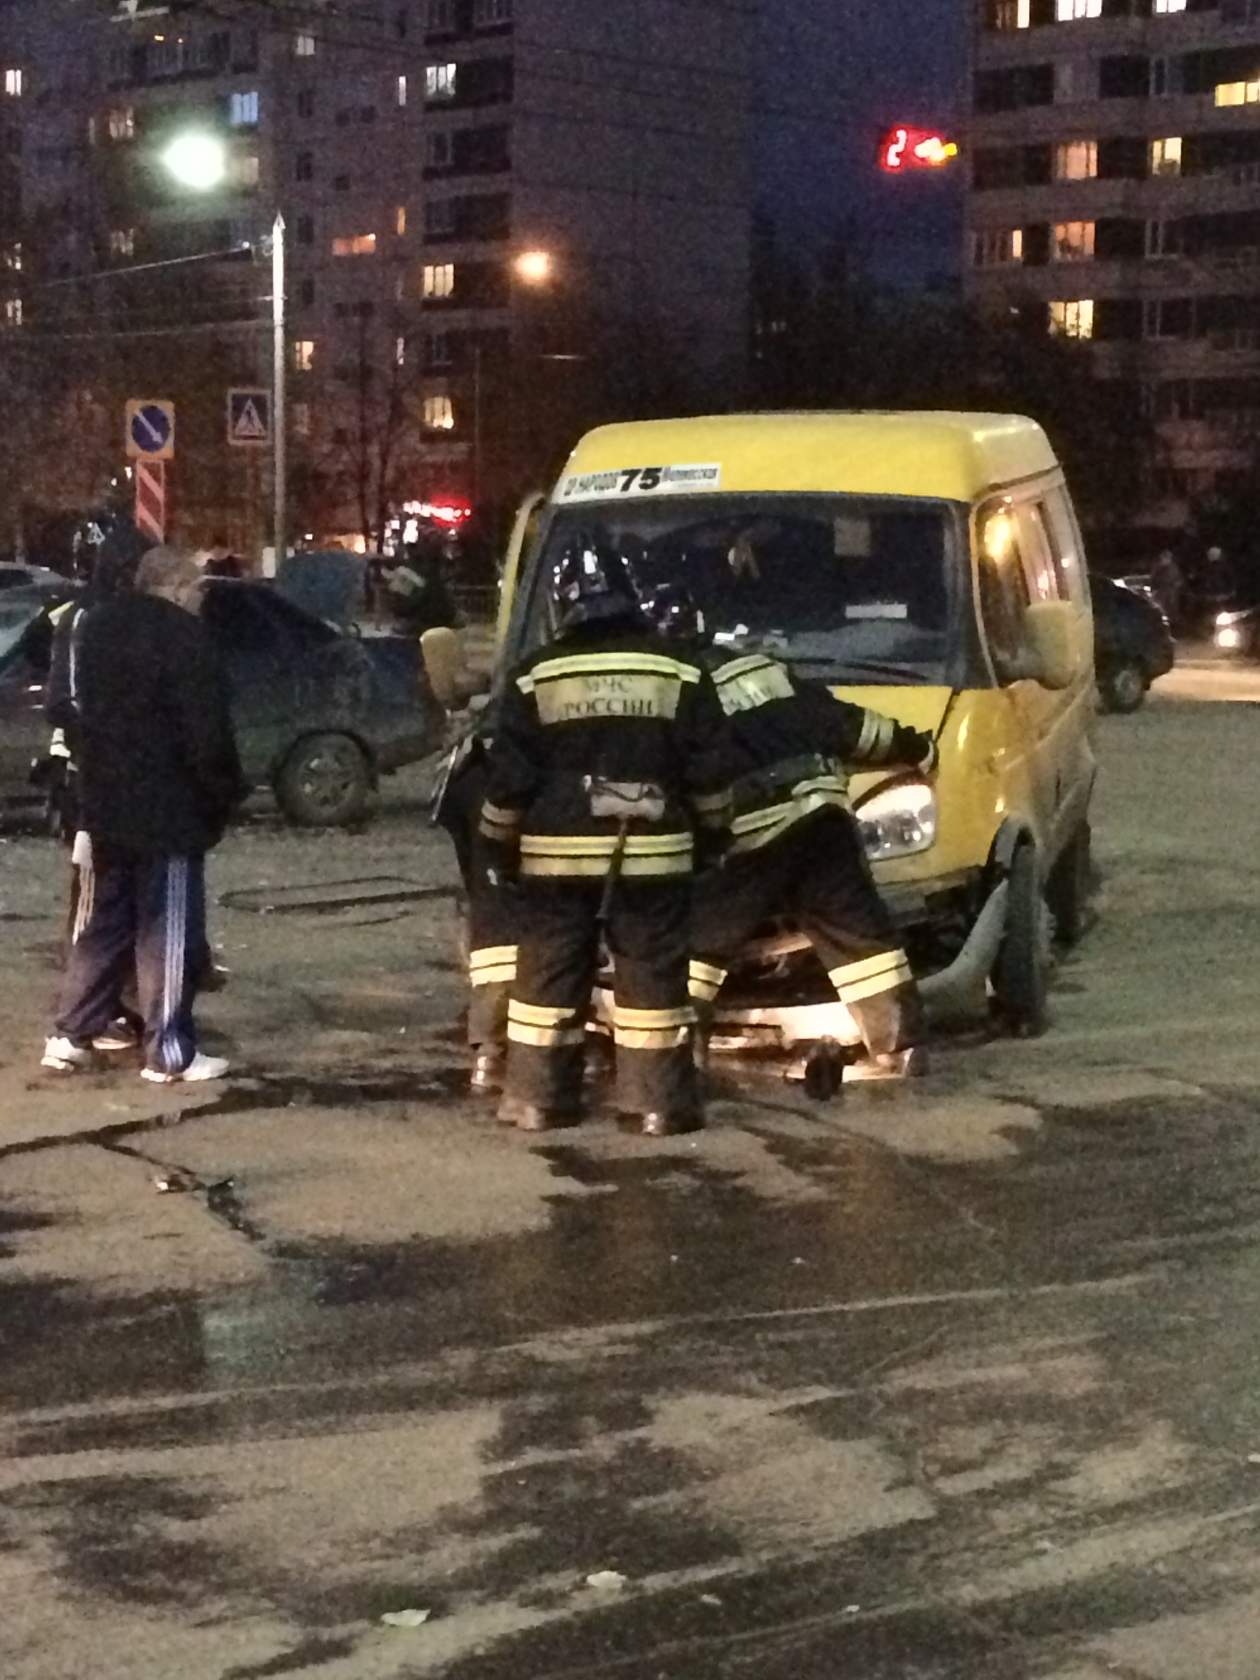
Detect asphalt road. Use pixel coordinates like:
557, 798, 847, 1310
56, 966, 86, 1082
5, 677, 1260, 1680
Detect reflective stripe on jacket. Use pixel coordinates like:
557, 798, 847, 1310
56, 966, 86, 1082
481, 623, 731, 881
707, 652, 930, 857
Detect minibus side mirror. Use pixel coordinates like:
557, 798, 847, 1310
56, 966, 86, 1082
1024, 600, 1080, 691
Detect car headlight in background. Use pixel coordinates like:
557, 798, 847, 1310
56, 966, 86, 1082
856, 779, 938, 861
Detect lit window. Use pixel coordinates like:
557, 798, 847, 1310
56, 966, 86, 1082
427, 0, 456, 28
3, 297, 22, 327
1153, 0, 1186, 11
293, 401, 311, 437
1054, 220, 1095, 260
235, 153, 261, 189
230, 90, 260, 127
425, 63, 457, 101
109, 227, 136, 258
294, 31, 316, 56
1056, 0, 1100, 16
107, 106, 135, 141
395, 205, 407, 235
426, 130, 452, 168
1150, 136, 1182, 176
395, 335, 407, 366
2, 242, 20, 272
1215, 80, 1260, 106
972, 228, 1024, 267
1049, 299, 1094, 339
473, 0, 513, 22
293, 339, 315, 371
331, 233, 377, 256
1054, 140, 1097, 180
422, 261, 455, 298
4, 68, 22, 96
397, 75, 408, 107
423, 393, 455, 430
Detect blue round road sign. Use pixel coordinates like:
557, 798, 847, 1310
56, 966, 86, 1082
130, 403, 173, 455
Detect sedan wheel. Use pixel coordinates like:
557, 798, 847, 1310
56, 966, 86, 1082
275, 732, 371, 827
1098, 659, 1147, 714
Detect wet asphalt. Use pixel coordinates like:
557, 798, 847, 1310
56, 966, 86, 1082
6, 694, 1260, 1679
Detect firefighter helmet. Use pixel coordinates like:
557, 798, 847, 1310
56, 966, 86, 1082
548, 531, 640, 636
638, 581, 707, 645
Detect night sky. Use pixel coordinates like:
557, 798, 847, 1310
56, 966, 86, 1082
759, 0, 967, 288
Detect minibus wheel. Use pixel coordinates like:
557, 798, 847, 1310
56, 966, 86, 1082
992, 843, 1049, 1036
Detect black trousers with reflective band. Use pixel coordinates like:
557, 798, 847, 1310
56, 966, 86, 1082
465, 837, 518, 1051
690, 808, 923, 1058
505, 877, 697, 1118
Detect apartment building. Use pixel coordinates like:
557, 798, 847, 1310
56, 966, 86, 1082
0, 0, 754, 550
967, 0, 1260, 529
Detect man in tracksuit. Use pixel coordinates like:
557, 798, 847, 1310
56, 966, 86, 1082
42, 548, 246, 1082
641, 586, 936, 1077
480, 534, 730, 1135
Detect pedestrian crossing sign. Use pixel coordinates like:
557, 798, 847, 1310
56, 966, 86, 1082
227, 388, 271, 449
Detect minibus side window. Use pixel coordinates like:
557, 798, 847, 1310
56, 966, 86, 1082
1015, 502, 1061, 604
977, 524, 1032, 684
1040, 487, 1089, 605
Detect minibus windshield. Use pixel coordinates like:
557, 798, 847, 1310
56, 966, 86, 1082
523, 495, 958, 685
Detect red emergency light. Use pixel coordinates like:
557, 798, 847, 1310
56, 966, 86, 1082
880, 126, 960, 172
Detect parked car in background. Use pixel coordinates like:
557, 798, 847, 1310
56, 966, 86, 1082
0, 579, 446, 827
0, 562, 67, 595
1090, 573, 1175, 712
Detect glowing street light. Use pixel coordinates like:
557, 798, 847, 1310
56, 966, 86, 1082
514, 248, 554, 285
161, 131, 228, 193
163, 129, 287, 570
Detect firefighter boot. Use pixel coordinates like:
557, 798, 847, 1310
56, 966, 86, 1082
470, 1049, 505, 1095
496, 1093, 582, 1131
846, 985, 930, 1081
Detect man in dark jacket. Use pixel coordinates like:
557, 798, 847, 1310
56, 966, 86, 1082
479, 533, 730, 1135
42, 548, 246, 1082
641, 585, 936, 1079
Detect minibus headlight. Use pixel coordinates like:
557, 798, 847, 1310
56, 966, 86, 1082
856, 779, 938, 861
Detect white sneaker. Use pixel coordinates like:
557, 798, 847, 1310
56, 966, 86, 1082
141, 1052, 230, 1085
41, 1036, 93, 1072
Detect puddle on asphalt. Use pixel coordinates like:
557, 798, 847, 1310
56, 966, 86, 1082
6, 1084, 1260, 1438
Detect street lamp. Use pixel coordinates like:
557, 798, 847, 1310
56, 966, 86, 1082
161, 132, 227, 193
162, 130, 286, 571
513, 248, 554, 286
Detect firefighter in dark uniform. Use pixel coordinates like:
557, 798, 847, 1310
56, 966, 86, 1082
641, 584, 936, 1078
433, 737, 518, 1093
479, 534, 729, 1135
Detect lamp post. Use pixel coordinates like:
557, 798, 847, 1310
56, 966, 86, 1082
161, 133, 286, 569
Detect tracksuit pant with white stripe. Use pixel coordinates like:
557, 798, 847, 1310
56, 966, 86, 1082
506, 877, 696, 1118
55, 842, 206, 1074
690, 808, 923, 1059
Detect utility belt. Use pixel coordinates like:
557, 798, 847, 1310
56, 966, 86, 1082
731, 753, 845, 815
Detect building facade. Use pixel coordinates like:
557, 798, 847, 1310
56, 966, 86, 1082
0, 0, 754, 553
967, 0, 1260, 531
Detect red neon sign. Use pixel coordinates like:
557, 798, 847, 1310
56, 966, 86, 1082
880, 127, 960, 172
